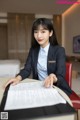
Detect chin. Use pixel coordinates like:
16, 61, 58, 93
38, 42, 44, 45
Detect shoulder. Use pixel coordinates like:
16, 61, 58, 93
29, 46, 40, 55
51, 45, 65, 53
30, 46, 40, 51
49, 45, 66, 58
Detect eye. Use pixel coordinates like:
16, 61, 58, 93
41, 30, 46, 33
34, 30, 38, 33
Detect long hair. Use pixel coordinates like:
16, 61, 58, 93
31, 18, 58, 48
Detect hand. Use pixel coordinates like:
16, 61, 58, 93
4, 75, 22, 88
44, 74, 57, 88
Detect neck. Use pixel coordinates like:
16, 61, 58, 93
41, 41, 49, 48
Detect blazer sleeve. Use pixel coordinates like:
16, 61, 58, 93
55, 47, 66, 85
54, 47, 72, 96
17, 48, 32, 80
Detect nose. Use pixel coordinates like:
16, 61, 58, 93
37, 32, 42, 38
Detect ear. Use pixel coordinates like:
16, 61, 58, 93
49, 30, 53, 37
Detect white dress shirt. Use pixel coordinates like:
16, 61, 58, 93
37, 43, 50, 80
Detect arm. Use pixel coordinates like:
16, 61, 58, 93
55, 47, 72, 96
55, 47, 66, 86
44, 47, 66, 87
17, 48, 33, 80
4, 48, 33, 88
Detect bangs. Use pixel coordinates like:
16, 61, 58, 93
32, 18, 53, 33
33, 24, 48, 31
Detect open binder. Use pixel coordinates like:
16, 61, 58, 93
0, 81, 76, 120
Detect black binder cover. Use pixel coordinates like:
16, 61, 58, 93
0, 84, 76, 120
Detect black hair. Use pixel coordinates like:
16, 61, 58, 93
31, 18, 58, 48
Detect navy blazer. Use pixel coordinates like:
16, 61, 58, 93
18, 44, 72, 96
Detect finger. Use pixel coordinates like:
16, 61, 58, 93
44, 79, 50, 88
46, 76, 52, 87
44, 77, 48, 85
4, 79, 14, 88
50, 78, 54, 87
44, 83, 50, 88
53, 76, 57, 82
53, 74, 57, 80
11, 81, 19, 86
44, 80, 47, 87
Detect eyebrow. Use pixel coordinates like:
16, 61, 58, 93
34, 28, 48, 31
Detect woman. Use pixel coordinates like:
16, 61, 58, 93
5, 18, 72, 96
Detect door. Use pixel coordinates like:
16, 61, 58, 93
0, 24, 8, 59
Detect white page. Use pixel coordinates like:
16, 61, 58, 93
4, 81, 66, 110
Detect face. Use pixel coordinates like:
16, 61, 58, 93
34, 25, 53, 48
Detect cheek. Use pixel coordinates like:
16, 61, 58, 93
34, 34, 37, 39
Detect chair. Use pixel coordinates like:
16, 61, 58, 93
65, 62, 80, 120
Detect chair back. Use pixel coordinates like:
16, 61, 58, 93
65, 63, 72, 88
66, 63, 80, 110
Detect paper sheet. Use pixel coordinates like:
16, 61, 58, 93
4, 81, 66, 110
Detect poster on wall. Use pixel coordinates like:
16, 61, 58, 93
73, 35, 80, 53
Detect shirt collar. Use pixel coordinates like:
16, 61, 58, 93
40, 43, 50, 54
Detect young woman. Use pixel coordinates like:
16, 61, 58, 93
5, 18, 72, 96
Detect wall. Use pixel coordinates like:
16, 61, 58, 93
0, 24, 8, 59
0, 13, 54, 63
53, 15, 62, 45
62, 4, 80, 56
8, 13, 35, 63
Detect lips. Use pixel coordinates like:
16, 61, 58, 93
38, 39, 43, 42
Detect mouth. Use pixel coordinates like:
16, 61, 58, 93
38, 39, 43, 42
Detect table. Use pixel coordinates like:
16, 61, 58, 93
0, 78, 76, 120
0, 60, 20, 77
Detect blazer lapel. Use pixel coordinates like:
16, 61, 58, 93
34, 47, 40, 75
47, 44, 54, 61
47, 44, 55, 74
